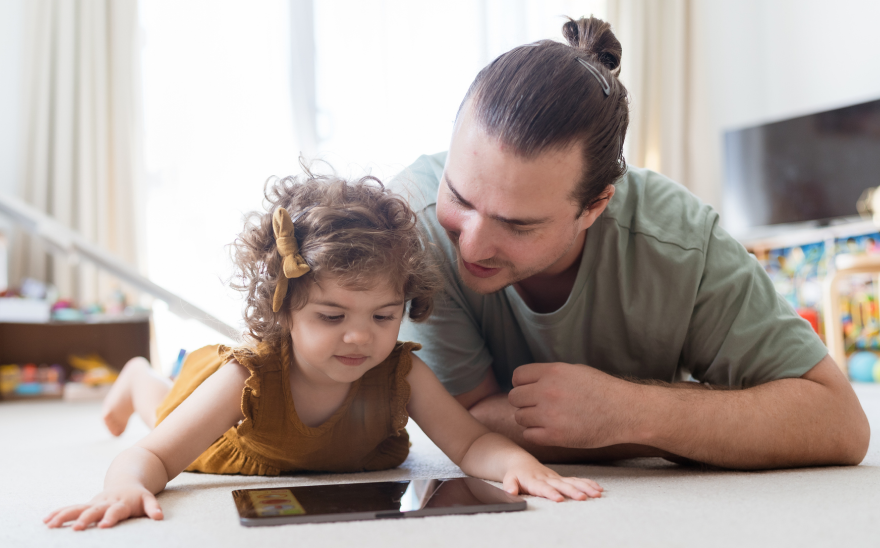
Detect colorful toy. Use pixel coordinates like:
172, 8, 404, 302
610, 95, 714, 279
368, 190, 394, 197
170, 349, 187, 379
797, 308, 820, 335
759, 232, 880, 358
0, 363, 66, 399
0, 365, 19, 395
847, 351, 880, 382
68, 354, 118, 386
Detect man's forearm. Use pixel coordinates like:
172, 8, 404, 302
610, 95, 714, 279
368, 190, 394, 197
496, 355, 868, 470
635, 356, 870, 469
468, 393, 673, 463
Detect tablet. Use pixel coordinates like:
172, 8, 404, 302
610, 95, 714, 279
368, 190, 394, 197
232, 477, 527, 526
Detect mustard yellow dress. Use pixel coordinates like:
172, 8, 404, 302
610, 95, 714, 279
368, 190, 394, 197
155, 339, 420, 475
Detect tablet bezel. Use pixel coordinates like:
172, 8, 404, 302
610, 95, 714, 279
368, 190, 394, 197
232, 477, 527, 526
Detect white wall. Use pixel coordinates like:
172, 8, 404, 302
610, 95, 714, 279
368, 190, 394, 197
689, 0, 880, 218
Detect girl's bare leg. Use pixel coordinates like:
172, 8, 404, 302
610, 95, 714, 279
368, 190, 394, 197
101, 357, 173, 436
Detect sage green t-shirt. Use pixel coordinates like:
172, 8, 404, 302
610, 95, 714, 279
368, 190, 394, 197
393, 152, 829, 395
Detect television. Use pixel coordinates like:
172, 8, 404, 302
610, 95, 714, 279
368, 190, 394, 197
723, 97, 880, 238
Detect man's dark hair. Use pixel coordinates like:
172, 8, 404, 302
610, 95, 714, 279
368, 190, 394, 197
459, 16, 629, 213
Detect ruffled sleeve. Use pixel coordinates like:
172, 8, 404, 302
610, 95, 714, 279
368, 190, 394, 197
218, 340, 284, 430
390, 341, 421, 434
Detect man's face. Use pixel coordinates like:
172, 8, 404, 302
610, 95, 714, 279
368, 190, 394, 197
436, 103, 613, 294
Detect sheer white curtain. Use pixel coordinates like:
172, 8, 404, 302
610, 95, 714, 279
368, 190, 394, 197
13, 0, 143, 305
607, 0, 695, 188
139, 0, 299, 368
311, 0, 607, 181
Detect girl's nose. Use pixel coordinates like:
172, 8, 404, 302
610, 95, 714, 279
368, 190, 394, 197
343, 326, 371, 346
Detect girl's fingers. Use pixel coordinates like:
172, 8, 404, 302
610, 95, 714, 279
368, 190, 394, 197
570, 477, 602, 491
46, 505, 89, 528
98, 502, 131, 529
43, 508, 62, 523
142, 493, 164, 520
566, 477, 603, 495
556, 477, 602, 498
527, 479, 564, 502
547, 478, 589, 500
72, 504, 109, 531
502, 475, 522, 496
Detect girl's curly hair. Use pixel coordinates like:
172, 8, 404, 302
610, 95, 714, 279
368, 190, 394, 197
231, 170, 443, 346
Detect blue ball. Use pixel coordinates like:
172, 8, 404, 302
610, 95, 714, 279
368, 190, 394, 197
848, 351, 879, 382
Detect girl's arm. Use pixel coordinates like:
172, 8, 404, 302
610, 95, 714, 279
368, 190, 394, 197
44, 360, 249, 530
406, 355, 602, 502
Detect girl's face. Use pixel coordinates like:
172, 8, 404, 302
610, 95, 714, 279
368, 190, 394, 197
288, 278, 405, 386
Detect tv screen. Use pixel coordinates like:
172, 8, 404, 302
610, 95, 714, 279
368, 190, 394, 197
723, 98, 880, 236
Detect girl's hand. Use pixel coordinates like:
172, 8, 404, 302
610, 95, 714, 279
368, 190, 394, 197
43, 486, 163, 530
502, 460, 603, 502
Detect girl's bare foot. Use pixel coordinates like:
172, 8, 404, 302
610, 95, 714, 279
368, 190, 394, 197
101, 357, 148, 436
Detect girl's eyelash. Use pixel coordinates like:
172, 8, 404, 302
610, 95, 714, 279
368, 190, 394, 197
317, 313, 397, 322
317, 313, 344, 322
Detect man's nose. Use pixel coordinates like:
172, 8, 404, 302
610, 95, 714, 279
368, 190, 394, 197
458, 214, 496, 263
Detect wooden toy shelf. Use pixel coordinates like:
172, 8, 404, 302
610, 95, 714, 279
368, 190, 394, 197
0, 314, 150, 401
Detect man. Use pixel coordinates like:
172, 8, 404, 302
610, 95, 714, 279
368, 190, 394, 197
394, 17, 869, 469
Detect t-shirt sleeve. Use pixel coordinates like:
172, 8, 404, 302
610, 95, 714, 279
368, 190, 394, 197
682, 213, 829, 387
400, 287, 494, 396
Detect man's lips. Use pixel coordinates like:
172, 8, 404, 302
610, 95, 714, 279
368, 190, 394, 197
334, 355, 368, 366
462, 259, 502, 278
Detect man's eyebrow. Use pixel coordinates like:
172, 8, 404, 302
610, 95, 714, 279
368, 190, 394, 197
445, 174, 552, 227
446, 176, 475, 209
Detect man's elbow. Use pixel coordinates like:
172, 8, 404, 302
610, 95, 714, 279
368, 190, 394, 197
821, 387, 871, 466
836, 404, 870, 466
801, 356, 871, 466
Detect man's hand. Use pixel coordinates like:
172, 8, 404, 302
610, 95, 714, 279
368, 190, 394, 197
507, 355, 870, 469
509, 362, 639, 449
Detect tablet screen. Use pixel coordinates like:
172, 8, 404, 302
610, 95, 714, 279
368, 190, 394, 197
232, 477, 526, 526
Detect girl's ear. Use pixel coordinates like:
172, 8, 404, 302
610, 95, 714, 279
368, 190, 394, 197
277, 305, 294, 331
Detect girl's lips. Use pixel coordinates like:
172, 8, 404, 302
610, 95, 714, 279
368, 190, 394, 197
335, 355, 368, 366
462, 259, 501, 278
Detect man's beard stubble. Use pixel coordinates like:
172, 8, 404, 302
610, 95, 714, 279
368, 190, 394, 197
446, 227, 586, 296
446, 230, 548, 295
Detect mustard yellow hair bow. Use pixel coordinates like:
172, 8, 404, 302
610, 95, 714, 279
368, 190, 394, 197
272, 207, 311, 312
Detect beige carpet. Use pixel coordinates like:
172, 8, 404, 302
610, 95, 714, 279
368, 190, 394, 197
2, 384, 879, 548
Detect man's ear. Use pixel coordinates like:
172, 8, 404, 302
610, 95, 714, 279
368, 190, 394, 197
576, 185, 616, 230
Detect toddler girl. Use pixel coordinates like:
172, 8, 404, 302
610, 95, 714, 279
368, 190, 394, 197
45, 172, 602, 531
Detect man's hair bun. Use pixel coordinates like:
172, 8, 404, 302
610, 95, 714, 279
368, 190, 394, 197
562, 16, 622, 75
462, 14, 629, 213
